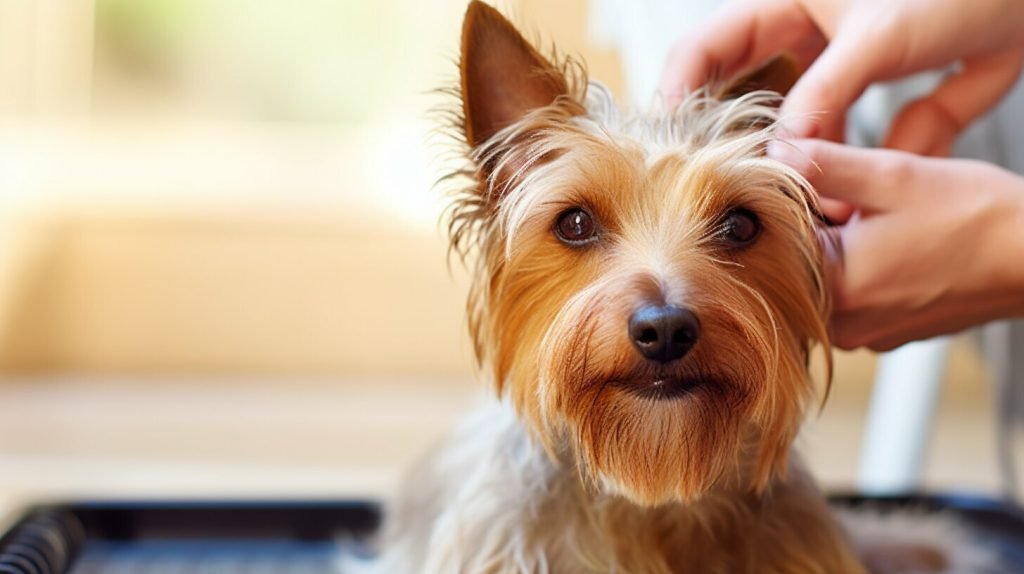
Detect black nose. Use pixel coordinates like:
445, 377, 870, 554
628, 305, 700, 363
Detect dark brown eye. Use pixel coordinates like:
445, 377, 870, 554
720, 208, 760, 247
555, 208, 598, 246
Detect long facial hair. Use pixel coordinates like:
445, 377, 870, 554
444, 1, 832, 506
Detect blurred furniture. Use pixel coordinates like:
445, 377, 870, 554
857, 339, 952, 493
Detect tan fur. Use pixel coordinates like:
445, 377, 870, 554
357, 2, 870, 572
353, 404, 865, 574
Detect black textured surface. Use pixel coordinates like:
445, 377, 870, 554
0, 501, 380, 573
830, 493, 1024, 571
0, 496, 1021, 572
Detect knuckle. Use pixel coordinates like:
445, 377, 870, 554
798, 139, 826, 166
895, 99, 932, 126
875, 154, 913, 186
908, 98, 961, 135
849, 12, 905, 71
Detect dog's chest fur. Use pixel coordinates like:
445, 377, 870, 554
364, 402, 861, 574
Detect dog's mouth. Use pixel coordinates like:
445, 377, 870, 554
615, 375, 711, 401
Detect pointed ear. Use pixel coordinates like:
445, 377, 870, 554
460, 1, 571, 147
719, 55, 802, 100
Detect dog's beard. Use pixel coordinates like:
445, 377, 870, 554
534, 281, 798, 506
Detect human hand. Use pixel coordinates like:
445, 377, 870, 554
770, 138, 1024, 351
660, 0, 1024, 153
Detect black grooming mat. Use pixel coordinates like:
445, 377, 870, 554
0, 496, 1021, 572
831, 493, 1024, 571
0, 501, 380, 573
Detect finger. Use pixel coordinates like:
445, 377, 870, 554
828, 315, 869, 350
817, 225, 844, 293
869, 329, 934, 353
830, 307, 900, 350
819, 197, 855, 224
841, 290, 1024, 351
658, 0, 822, 107
780, 32, 892, 139
768, 139, 906, 211
884, 49, 1024, 156
840, 310, 954, 352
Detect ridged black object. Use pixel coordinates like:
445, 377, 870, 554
0, 510, 85, 574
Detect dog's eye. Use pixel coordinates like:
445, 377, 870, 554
719, 209, 760, 247
554, 208, 598, 246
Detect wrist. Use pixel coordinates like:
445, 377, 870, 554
1010, 185, 1024, 293
991, 171, 1024, 312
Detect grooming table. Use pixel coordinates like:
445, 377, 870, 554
0, 496, 1020, 573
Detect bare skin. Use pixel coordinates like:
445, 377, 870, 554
660, 0, 1024, 350
771, 139, 1024, 351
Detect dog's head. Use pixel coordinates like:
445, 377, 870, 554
446, 1, 830, 506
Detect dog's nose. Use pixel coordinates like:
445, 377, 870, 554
628, 305, 700, 363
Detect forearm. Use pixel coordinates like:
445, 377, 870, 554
980, 166, 1024, 317
1005, 178, 1024, 309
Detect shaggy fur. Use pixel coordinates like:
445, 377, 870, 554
351, 3, 995, 573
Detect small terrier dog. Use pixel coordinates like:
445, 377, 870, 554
358, 3, 993, 573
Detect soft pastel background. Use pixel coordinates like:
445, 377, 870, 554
0, 0, 1006, 526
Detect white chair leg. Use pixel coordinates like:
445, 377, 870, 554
857, 338, 953, 494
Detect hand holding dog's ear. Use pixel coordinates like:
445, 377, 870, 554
770, 139, 1024, 351
659, 0, 1024, 151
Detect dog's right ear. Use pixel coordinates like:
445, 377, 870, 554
460, 1, 571, 148
718, 55, 802, 101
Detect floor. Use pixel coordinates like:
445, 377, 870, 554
0, 340, 1011, 531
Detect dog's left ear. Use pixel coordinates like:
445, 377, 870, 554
718, 55, 802, 100
460, 1, 573, 148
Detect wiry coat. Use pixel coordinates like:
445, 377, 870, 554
359, 83, 862, 570
350, 3, 995, 573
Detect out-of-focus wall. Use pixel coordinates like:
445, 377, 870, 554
0, 1, 95, 116
518, 0, 624, 98
0, 0, 624, 377
0, 0, 1005, 499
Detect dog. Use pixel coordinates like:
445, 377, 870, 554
353, 3, 1000, 572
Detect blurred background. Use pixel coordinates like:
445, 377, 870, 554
0, 0, 1007, 525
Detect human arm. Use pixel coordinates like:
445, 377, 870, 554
770, 138, 1024, 350
659, 0, 1024, 151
